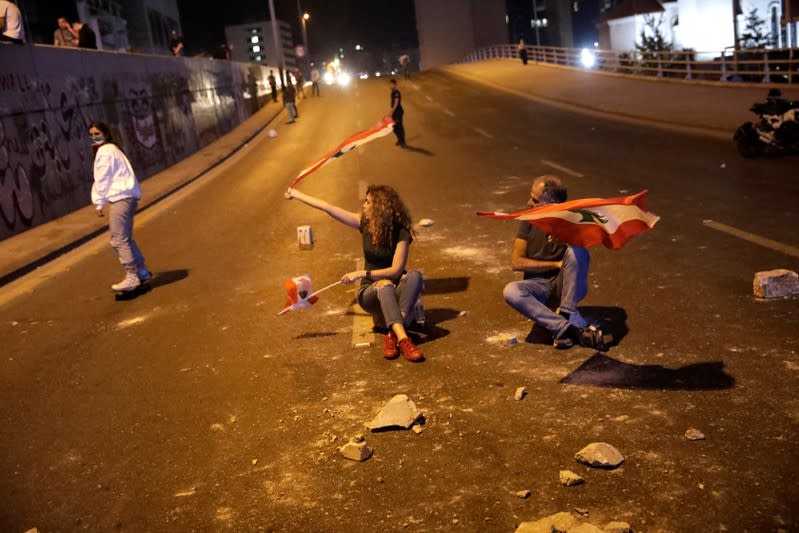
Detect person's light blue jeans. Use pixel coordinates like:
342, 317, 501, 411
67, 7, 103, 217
502, 247, 590, 338
108, 197, 145, 270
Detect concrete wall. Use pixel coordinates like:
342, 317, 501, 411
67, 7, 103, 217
0, 45, 278, 242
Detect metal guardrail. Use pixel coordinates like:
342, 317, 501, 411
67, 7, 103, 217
461, 44, 799, 84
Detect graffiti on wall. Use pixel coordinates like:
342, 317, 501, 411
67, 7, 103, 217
0, 48, 274, 242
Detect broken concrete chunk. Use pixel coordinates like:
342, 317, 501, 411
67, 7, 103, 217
684, 428, 706, 441
339, 440, 373, 461
571, 523, 604, 533
514, 387, 527, 401
559, 470, 585, 486
753, 269, 799, 299
515, 489, 531, 499
574, 442, 624, 469
514, 512, 579, 533
604, 521, 635, 533
366, 394, 423, 431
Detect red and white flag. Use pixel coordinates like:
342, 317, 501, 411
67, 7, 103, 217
289, 115, 395, 189
477, 190, 660, 249
278, 275, 342, 316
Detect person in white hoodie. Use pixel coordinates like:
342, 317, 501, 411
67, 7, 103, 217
89, 121, 151, 292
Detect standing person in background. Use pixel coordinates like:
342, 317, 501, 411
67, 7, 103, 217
54, 17, 77, 47
283, 78, 297, 124
390, 79, 406, 147
517, 38, 528, 65
169, 29, 184, 56
88, 121, 151, 292
0, 0, 25, 44
284, 185, 425, 362
399, 54, 410, 79
268, 70, 278, 102
310, 64, 320, 97
71, 21, 97, 49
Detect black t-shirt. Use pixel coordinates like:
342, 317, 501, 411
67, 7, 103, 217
516, 221, 566, 279
391, 88, 403, 115
78, 25, 97, 49
360, 219, 412, 288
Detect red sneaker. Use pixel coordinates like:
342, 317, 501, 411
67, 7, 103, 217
383, 331, 399, 359
398, 337, 424, 362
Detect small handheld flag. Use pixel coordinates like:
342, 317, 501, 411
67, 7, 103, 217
278, 275, 343, 316
289, 116, 395, 189
477, 190, 660, 249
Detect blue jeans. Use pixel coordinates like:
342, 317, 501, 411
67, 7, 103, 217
502, 247, 590, 338
358, 270, 423, 329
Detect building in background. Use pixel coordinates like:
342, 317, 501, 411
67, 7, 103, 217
414, 0, 506, 69
599, 0, 799, 55
225, 19, 296, 70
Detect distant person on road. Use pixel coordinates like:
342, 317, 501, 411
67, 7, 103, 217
0, 0, 25, 44
268, 69, 278, 102
502, 175, 609, 351
72, 21, 97, 49
283, 78, 297, 123
310, 64, 320, 96
517, 38, 528, 65
169, 29, 184, 56
54, 17, 77, 47
390, 79, 406, 147
88, 121, 151, 292
284, 185, 425, 362
294, 69, 305, 100
399, 54, 410, 79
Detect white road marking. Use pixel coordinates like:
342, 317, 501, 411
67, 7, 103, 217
474, 128, 493, 138
703, 220, 799, 259
540, 159, 584, 178
425, 95, 433, 102
442, 108, 455, 117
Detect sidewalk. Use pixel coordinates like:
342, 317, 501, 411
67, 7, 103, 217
3, 62, 798, 287
442, 59, 799, 139
0, 100, 286, 287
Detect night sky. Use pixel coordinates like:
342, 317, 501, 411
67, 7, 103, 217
177, 0, 419, 60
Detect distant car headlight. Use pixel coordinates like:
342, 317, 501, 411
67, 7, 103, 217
359, 72, 368, 80
580, 48, 596, 69
337, 72, 351, 86
323, 72, 335, 85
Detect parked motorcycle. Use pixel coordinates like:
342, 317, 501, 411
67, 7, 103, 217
733, 89, 799, 157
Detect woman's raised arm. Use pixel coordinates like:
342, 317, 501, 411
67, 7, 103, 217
285, 188, 361, 229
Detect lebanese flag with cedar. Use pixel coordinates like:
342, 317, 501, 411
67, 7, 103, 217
477, 190, 660, 249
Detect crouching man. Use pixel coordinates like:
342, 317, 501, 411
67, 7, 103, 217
502, 175, 610, 350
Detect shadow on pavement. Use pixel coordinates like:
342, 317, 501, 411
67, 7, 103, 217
423, 277, 470, 294
150, 269, 189, 289
560, 353, 735, 390
295, 332, 338, 339
401, 144, 434, 156
524, 305, 629, 346
408, 307, 460, 345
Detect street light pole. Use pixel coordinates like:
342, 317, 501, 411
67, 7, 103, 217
297, 0, 310, 78
532, 0, 541, 48
268, 0, 286, 86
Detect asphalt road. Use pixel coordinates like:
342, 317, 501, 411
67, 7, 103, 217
1, 71, 798, 532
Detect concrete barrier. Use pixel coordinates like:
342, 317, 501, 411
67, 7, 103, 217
0, 45, 280, 241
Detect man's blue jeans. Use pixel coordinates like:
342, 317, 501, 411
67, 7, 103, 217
502, 247, 590, 339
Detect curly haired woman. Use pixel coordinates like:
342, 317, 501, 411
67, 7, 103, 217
285, 185, 424, 362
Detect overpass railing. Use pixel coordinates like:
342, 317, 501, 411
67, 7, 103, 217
461, 44, 799, 84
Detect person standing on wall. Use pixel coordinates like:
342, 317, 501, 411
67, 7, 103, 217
88, 121, 152, 292
169, 29, 184, 56
0, 0, 25, 44
71, 21, 97, 49
390, 79, 406, 147
54, 17, 77, 47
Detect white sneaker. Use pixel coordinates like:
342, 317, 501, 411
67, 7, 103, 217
137, 267, 152, 282
112, 272, 141, 292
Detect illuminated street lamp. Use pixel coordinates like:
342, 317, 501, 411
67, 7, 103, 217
298, 1, 311, 76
